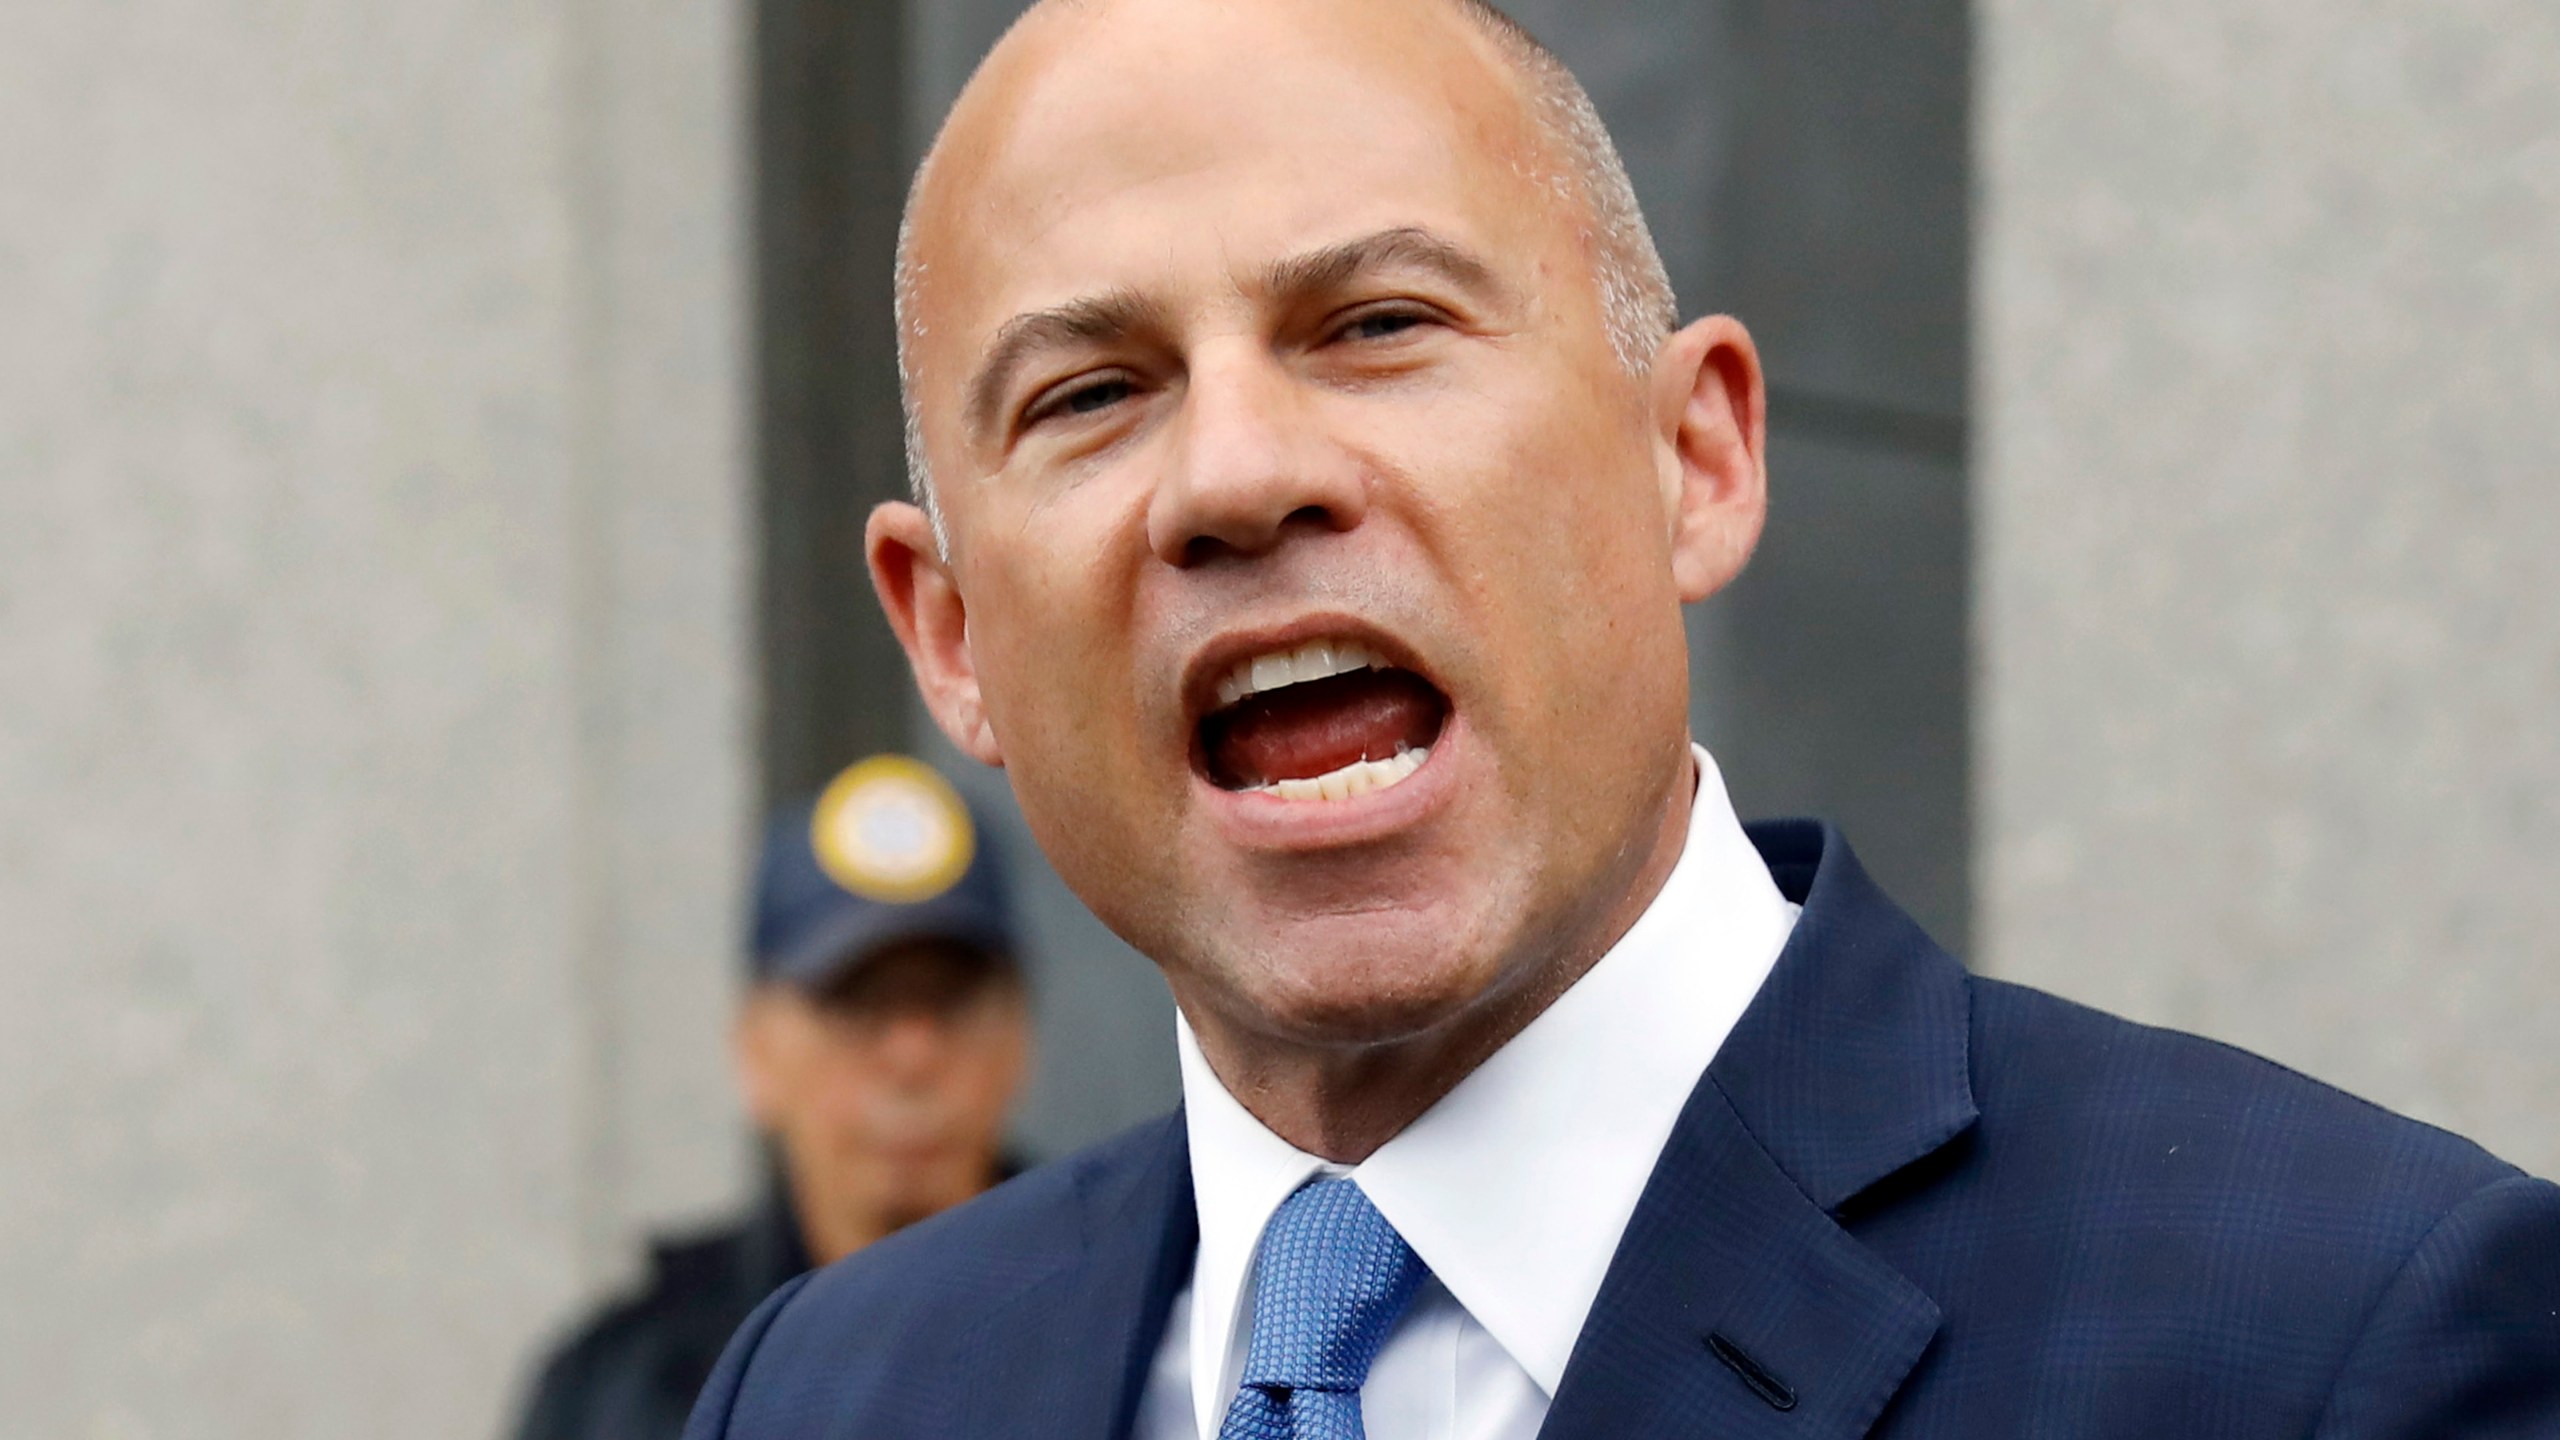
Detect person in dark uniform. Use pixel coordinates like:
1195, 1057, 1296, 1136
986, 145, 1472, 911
510, 755, 1033, 1440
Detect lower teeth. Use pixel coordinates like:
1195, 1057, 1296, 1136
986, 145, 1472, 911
1253, 745, 1428, 802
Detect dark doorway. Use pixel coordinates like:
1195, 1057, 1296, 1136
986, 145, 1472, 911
753, 0, 916, 804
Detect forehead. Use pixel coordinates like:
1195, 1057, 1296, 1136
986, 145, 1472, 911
913, 0, 1556, 361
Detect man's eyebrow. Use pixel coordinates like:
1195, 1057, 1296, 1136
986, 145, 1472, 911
965, 289, 1169, 444
1260, 226, 1506, 307
960, 230, 1500, 445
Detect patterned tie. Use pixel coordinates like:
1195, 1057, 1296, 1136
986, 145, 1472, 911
1216, 1177, 1430, 1440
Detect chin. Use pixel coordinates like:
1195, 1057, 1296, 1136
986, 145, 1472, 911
1214, 906, 1519, 1049
869, 1172, 971, 1224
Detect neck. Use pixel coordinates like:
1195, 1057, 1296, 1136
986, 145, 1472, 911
1190, 755, 1697, 1163
788, 1172, 889, 1268
798, 1215, 885, 1271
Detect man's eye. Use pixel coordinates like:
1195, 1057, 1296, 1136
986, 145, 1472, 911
1064, 378, 1132, 413
1029, 376, 1133, 427
1342, 310, 1428, 342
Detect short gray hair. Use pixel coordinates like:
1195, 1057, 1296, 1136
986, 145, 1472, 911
893, 0, 1678, 541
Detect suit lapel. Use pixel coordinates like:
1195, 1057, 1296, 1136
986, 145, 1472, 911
953, 1114, 1199, 1440
1539, 822, 1976, 1440
1536, 1079, 1944, 1439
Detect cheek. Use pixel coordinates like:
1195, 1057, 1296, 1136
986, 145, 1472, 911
945, 1071, 1011, 1135
1398, 379, 1663, 624
959, 499, 1197, 912
801, 1060, 880, 1139
1390, 377, 1682, 774
964, 504, 1149, 748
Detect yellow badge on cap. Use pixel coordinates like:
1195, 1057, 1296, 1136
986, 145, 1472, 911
810, 755, 976, 904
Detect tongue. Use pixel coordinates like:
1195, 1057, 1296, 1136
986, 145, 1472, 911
1206, 669, 1445, 788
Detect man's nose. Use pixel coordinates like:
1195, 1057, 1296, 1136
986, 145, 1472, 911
1145, 346, 1367, 565
868, 1009, 954, 1083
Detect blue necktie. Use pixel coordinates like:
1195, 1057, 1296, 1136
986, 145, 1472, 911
1216, 1177, 1430, 1440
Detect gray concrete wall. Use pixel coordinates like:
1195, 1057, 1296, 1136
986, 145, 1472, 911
1979, 1, 2560, 1179
0, 1, 753, 1434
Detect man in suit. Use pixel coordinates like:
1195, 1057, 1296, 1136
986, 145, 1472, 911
687, 0, 2560, 1435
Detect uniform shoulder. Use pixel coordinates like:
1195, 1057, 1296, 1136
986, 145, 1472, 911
528, 1219, 749, 1372
515, 1218, 769, 1440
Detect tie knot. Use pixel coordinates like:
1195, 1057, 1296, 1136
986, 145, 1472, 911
1238, 1178, 1429, 1396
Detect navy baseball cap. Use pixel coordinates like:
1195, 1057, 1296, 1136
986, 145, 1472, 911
750, 755, 1016, 988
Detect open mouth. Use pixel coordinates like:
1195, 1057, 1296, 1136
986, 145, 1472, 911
1197, 637, 1451, 801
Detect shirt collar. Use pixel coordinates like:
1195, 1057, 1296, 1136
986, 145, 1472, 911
1175, 744, 1801, 1433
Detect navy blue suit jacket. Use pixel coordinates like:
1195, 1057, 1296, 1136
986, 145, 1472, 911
686, 822, 2560, 1438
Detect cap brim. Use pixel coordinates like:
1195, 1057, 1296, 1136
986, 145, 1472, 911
762, 900, 1015, 990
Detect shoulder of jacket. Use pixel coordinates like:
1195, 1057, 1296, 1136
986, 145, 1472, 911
1965, 973, 2520, 1205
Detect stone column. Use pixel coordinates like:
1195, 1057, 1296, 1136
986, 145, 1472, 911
0, 0, 753, 1433
1979, 0, 2560, 1177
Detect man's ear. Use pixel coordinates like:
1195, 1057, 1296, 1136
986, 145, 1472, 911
867, 501, 1004, 766
1651, 315, 1769, 603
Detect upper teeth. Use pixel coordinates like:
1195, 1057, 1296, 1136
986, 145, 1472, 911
1213, 638, 1383, 710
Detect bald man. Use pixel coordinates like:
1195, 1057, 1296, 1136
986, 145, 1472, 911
684, 2, 2560, 1437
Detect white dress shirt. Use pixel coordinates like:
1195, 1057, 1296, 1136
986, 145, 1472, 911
1134, 745, 1802, 1440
